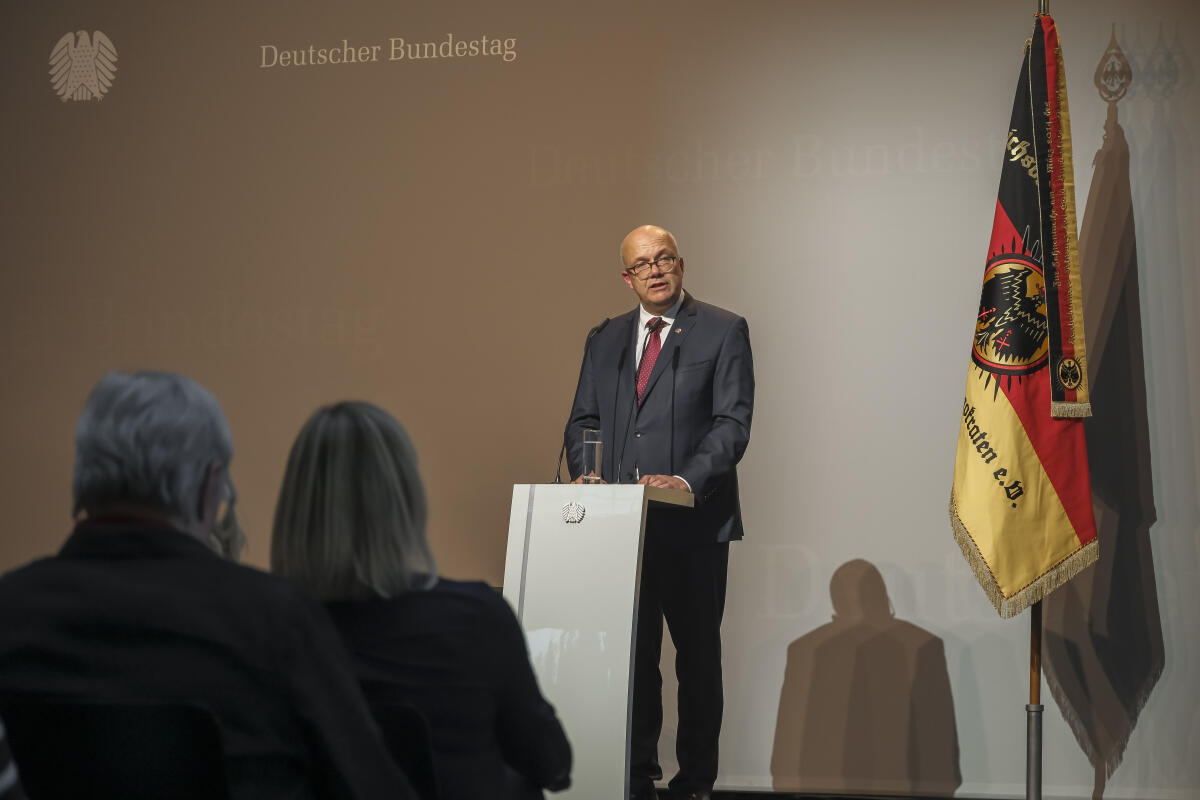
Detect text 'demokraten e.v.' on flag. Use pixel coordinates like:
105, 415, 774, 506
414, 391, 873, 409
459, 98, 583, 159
950, 14, 1098, 618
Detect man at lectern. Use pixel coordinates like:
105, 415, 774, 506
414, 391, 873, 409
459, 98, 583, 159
565, 225, 754, 800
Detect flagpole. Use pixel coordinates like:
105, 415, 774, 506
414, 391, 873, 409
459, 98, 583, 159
1038, 0, 1049, 14
1027, 600, 1043, 800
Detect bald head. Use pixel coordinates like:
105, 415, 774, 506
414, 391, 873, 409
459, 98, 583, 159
620, 225, 679, 268
619, 224, 685, 315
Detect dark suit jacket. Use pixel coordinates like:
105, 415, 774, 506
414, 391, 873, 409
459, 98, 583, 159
0, 713, 26, 800
0, 519, 412, 800
565, 293, 754, 544
325, 579, 572, 800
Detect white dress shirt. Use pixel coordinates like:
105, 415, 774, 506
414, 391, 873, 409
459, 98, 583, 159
634, 291, 685, 368
632, 291, 690, 491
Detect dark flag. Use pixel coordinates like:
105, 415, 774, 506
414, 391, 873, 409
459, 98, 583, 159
1043, 27, 1164, 792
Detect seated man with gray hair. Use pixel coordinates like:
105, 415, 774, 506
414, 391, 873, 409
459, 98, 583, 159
0, 371, 414, 800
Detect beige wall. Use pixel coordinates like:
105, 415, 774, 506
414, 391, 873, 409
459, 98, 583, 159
3, 1, 1198, 796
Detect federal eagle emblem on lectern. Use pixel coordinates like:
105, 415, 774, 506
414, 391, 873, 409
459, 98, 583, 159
561, 501, 586, 524
50, 31, 118, 102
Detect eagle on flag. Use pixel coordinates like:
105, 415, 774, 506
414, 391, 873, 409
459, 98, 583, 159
950, 14, 1097, 618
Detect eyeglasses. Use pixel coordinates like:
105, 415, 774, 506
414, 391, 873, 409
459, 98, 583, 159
625, 255, 680, 279
216, 471, 237, 526
211, 471, 244, 561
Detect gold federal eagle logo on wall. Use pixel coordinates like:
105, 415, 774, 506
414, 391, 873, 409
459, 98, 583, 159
50, 31, 118, 102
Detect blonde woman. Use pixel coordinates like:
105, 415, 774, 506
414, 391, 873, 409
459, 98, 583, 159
272, 402, 571, 800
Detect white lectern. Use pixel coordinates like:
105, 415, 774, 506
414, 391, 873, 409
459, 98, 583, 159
502, 484, 693, 800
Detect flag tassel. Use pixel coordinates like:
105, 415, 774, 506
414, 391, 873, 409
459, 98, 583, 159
949, 492, 1006, 611
1050, 400, 1092, 418
950, 493, 1100, 618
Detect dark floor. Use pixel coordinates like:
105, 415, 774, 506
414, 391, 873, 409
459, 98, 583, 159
667, 792, 969, 800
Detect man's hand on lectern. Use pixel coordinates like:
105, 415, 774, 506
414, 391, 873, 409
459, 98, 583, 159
638, 475, 689, 491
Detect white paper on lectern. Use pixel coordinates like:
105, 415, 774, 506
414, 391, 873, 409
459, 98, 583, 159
502, 484, 690, 800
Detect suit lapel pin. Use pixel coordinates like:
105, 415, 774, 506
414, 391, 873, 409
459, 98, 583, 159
675, 327, 682, 334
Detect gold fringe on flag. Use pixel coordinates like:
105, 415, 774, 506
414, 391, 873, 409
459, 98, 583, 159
1050, 400, 1092, 418
950, 492, 1099, 618
1049, 39, 1092, 418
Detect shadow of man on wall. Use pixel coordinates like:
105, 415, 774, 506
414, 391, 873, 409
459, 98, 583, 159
770, 559, 960, 796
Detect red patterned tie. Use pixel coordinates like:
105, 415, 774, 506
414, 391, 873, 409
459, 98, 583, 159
636, 317, 665, 402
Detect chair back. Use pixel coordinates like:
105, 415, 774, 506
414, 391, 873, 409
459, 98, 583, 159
0, 697, 230, 800
374, 704, 439, 800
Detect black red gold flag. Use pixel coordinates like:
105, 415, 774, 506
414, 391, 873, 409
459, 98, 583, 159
950, 14, 1097, 618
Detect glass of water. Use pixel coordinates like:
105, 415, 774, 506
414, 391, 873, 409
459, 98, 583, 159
581, 430, 603, 483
